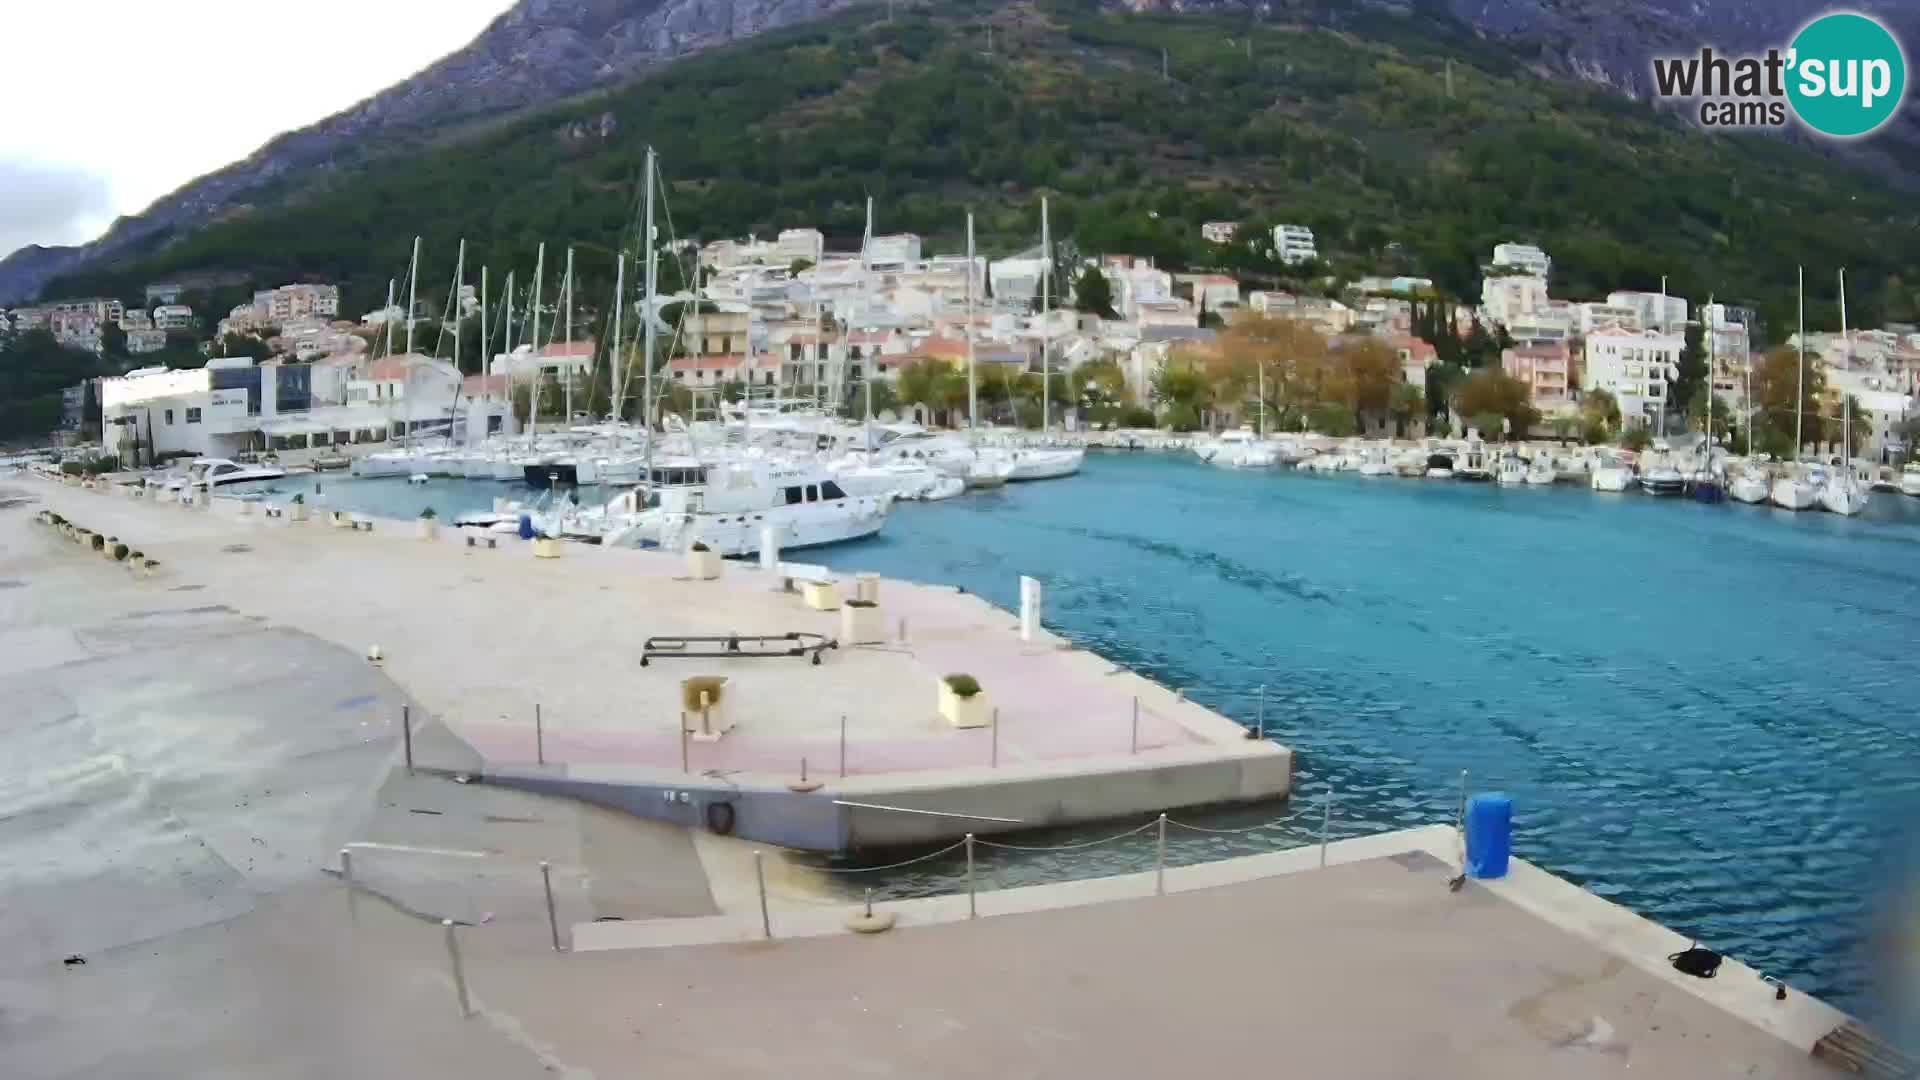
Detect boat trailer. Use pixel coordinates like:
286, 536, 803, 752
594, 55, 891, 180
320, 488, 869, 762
640, 631, 838, 666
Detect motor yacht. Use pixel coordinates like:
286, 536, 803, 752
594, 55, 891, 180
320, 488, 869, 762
601, 459, 889, 555
1494, 452, 1527, 486
1524, 455, 1556, 486
169, 458, 288, 491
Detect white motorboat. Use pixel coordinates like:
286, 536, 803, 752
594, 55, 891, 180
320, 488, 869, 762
1456, 444, 1492, 482
1005, 447, 1084, 481
829, 457, 953, 501
1901, 463, 1920, 497
1392, 447, 1428, 477
1525, 455, 1556, 485
1495, 452, 1527, 486
602, 459, 889, 556
1357, 446, 1394, 477
1202, 430, 1278, 469
1729, 466, 1771, 505
1423, 450, 1454, 479
170, 458, 288, 491
1770, 465, 1820, 511
1637, 449, 1685, 496
1589, 451, 1632, 492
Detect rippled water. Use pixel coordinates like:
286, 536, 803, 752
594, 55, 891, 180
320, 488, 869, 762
281, 455, 1920, 1013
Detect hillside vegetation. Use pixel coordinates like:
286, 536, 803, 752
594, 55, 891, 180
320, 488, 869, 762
48, 0, 1920, 336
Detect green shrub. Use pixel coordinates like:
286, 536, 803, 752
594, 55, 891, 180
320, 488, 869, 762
111, 543, 128, 561
690, 541, 711, 552
419, 506, 438, 519
944, 674, 982, 698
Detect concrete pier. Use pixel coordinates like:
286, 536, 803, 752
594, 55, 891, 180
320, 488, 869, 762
11, 476, 1288, 851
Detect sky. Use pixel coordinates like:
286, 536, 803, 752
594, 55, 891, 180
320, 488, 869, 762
0, 0, 518, 258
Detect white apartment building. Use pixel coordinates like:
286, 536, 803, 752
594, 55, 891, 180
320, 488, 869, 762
776, 228, 825, 266
1174, 273, 1240, 315
865, 233, 922, 269
48, 297, 125, 323
153, 305, 195, 331
1272, 224, 1317, 266
1584, 327, 1684, 425
253, 283, 339, 321
1573, 301, 1640, 334
126, 328, 168, 354
1201, 221, 1239, 244
1491, 242, 1551, 279
1480, 273, 1549, 327
1606, 291, 1689, 333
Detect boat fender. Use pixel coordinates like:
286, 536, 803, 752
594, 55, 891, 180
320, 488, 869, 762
1668, 943, 1722, 979
705, 801, 737, 836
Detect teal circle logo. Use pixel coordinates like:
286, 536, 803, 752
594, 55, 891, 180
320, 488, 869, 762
1787, 13, 1906, 137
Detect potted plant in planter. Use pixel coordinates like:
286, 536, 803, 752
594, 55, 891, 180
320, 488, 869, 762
126, 550, 144, 572
288, 493, 309, 522
416, 506, 440, 541
938, 673, 991, 729
841, 597, 884, 645
685, 540, 721, 580
330, 506, 353, 528
111, 541, 129, 562
532, 533, 564, 559
680, 675, 734, 740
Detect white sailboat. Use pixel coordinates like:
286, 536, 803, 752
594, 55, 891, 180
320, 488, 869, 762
1901, 462, 1920, 497
1771, 267, 1818, 511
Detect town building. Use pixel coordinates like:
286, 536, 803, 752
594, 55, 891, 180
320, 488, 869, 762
1480, 273, 1549, 327
1573, 301, 1640, 335
776, 228, 825, 267
145, 283, 186, 307
1200, 222, 1239, 244
1272, 224, 1317, 266
1174, 273, 1240, 316
1583, 327, 1684, 426
1380, 334, 1438, 386
153, 305, 195, 331
1606, 291, 1689, 333
125, 328, 168, 354
1491, 242, 1551, 280
1502, 342, 1575, 414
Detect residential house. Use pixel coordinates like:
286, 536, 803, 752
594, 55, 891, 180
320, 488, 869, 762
1272, 224, 1317, 266
1583, 327, 1683, 425
125, 328, 168, 354
1573, 301, 1640, 335
1480, 273, 1549, 327
776, 228, 825, 266
1502, 342, 1575, 415
865, 233, 922, 269
153, 305, 195, 331
1175, 273, 1240, 316
1606, 291, 1689, 333
1200, 221, 1239, 244
145, 282, 185, 307
1380, 334, 1438, 386
1491, 242, 1550, 279
119, 309, 152, 331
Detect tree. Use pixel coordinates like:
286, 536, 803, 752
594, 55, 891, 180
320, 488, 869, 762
219, 333, 272, 361
1150, 358, 1212, 431
1748, 347, 1827, 460
100, 321, 128, 360
1071, 266, 1118, 320
1580, 388, 1621, 444
1453, 368, 1538, 440
1307, 402, 1357, 436
1424, 362, 1461, 423
1328, 338, 1399, 430
1389, 383, 1425, 437
788, 258, 814, 276
1673, 322, 1708, 416
896, 357, 955, 421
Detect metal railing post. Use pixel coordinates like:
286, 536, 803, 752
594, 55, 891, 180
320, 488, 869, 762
1131, 696, 1139, 754
1456, 769, 1469, 830
541, 861, 561, 952
839, 714, 848, 778
1155, 813, 1167, 896
965, 833, 977, 919
402, 705, 413, 774
1319, 786, 1334, 868
1256, 683, 1266, 740
341, 847, 356, 921
754, 850, 772, 939
443, 919, 472, 1017
535, 703, 544, 765
680, 717, 689, 774
991, 708, 999, 767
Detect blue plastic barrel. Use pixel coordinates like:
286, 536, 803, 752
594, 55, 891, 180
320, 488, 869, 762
1464, 793, 1512, 879
518, 514, 535, 540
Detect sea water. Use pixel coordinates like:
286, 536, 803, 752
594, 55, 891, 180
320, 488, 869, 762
267, 454, 1920, 1013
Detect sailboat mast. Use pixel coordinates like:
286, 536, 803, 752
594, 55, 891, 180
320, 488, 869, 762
504, 272, 515, 354
863, 196, 874, 444
1704, 294, 1713, 450
1795, 266, 1805, 463
966, 212, 978, 431
564, 246, 575, 424
1040, 196, 1051, 434
452, 239, 466, 375
641, 147, 658, 481
1840, 268, 1851, 465
531, 242, 546, 435
612, 251, 626, 425
382, 279, 396, 359
480, 264, 488, 416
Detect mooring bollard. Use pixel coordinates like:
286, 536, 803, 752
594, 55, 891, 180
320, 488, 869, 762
1156, 813, 1168, 896
402, 705, 413, 774
443, 919, 472, 1017
341, 847, 357, 921
965, 833, 977, 919
839, 714, 847, 778
754, 850, 772, 940
541, 861, 561, 953
1319, 786, 1334, 868
535, 703, 544, 765
1256, 683, 1266, 740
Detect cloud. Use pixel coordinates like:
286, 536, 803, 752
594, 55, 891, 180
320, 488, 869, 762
0, 159, 116, 256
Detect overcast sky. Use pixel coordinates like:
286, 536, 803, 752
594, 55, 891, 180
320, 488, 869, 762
0, 1, 517, 257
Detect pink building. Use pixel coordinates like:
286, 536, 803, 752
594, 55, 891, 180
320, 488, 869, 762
1501, 342, 1573, 411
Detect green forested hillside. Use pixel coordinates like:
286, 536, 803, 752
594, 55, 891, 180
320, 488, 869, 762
47, 0, 1920, 337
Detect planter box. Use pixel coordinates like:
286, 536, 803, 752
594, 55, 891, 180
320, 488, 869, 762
288, 503, 310, 522
532, 537, 565, 559
416, 519, 440, 541
938, 680, 992, 729
686, 547, 722, 580
330, 511, 354, 529
802, 579, 841, 611
854, 572, 881, 605
840, 602, 885, 645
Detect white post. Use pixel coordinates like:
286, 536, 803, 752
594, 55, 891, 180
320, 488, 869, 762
1040, 196, 1051, 433
406, 235, 421, 357
759, 522, 779, 574
611, 251, 626, 424
1018, 575, 1041, 642
642, 148, 658, 448
341, 847, 356, 922
564, 245, 575, 423
443, 919, 472, 1017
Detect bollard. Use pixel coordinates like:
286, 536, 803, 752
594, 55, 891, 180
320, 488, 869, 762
754, 850, 772, 940
535, 703, 544, 765
865, 887, 874, 919
443, 919, 472, 1017
839, 714, 848, 778
1130, 697, 1139, 754
897, 615, 908, 644
801, 757, 808, 784
1256, 683, 1266, 740
402, 705, 413, 774
341, 848, 357, 922
541, 861, 562, 952
1156, 813, 1167, 896
680, 720, 690, 774
1319, 786, 1334, 868
991, 708, 999, 768
965, 833, 977, 919
1018, 576, 1042, 642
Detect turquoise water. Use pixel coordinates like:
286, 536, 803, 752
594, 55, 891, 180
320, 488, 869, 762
286, 456, 1920, 1013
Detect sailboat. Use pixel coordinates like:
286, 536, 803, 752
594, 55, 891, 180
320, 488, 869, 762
1771, 267, 1819, 511
1820, 269, 1870, 516
1005, 197, 1084, 482
1690, 294, 1726, 503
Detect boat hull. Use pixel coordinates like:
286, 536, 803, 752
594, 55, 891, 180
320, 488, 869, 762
1770, 479, 1816, 511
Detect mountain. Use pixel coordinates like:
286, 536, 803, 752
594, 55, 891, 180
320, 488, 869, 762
25, 0, 1920, 334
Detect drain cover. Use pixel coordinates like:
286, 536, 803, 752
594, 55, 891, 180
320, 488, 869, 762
221, 544, 252, 554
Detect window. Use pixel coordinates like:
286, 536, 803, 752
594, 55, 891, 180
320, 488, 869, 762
783, 485, 803, 505
164, 409, 174, 425
185, 407, 202, 424
821, 480, 847, 500
805, 484, 819, 503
